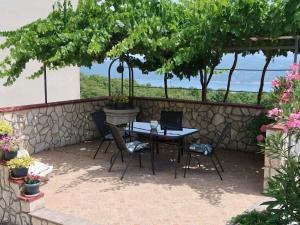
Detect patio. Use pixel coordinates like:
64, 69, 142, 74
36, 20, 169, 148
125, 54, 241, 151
35, 140, 265, 225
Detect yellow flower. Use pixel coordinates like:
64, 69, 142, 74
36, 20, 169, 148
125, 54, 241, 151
0, 120, 13, 135
7, 156, 34, 170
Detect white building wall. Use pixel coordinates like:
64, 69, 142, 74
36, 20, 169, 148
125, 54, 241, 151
0, 0, 80, 107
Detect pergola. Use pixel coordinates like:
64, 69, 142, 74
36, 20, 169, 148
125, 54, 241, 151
42, 36, 300, 105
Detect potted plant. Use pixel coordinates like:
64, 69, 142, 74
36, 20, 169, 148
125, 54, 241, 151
0, 136, 20, 161
24, 173, 40, 195
0, 120, 13, 138
7, 156, 34, 178
108, 94, 131, 109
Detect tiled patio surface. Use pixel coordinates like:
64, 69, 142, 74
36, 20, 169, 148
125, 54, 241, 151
35, 141, 265, 225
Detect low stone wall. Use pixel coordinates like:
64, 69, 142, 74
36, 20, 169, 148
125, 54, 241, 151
0, 96, 265, 153
133, 97, 265, 152
0, 98, 108, 154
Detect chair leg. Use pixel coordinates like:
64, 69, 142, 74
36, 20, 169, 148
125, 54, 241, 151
104, 141, 112, 154
93, 140, 104, 159
108, 151, 120, 172
210, 156, 223, 181
151, 150, 155, 175
138, 154, 142, 168
184, 153, 191, 178
195, 157, 201, 168
177, 144, 181, 163
120, 154, 135, 180
120, 149, 124, 163
214, 153, 224, 172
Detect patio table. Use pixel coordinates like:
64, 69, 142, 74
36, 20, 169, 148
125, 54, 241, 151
126, 122, 198, 178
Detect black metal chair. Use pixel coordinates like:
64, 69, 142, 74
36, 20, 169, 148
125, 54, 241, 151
106, 123, 155, 180
156, 111, 184, 158
160, 110, 183, 131
91, 111, 113, 159
184, 122, 232, 180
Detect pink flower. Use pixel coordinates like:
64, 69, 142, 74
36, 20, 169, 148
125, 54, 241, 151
256, 135, 265, 142
289, 112, 300, 120
290, 63, 299, 73
267, 108, 283, 118
281, 88, 292, 102
260, 124, 267, 133
287, 118, 300, 128
286, 71, 300, 81
272, 78, 281, 88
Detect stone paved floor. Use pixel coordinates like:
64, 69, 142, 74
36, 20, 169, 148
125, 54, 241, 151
35, 141, 265, 225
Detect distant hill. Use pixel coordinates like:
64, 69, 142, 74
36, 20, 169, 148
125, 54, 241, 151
81, 52, 298, 92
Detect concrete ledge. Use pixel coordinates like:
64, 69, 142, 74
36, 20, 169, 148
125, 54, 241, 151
30, 208, 101, 225
0, 97, 109, 113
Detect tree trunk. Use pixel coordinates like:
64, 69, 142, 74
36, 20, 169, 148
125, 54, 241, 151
223, 52, 238, 102
257, 56, 272, 104
164, 73, 168, 98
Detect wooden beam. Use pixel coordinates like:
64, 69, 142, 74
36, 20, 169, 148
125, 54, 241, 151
225, 45, 295, 51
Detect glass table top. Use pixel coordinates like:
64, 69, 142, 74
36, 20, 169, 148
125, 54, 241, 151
126, 122, 198, 138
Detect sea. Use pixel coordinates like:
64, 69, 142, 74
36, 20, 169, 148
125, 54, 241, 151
80, 52, 299, 93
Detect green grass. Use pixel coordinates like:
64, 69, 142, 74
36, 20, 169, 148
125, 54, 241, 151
80, 73, 273, 106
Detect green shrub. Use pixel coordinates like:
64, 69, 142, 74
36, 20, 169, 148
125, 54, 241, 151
230, 210, 280, 225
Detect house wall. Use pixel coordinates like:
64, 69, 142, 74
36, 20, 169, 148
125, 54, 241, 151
0, 0, 80, 108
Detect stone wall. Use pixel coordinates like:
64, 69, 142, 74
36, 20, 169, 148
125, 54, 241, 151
133, 97, 265, 152
0, 98, 107, 154
0, 96, 265, 153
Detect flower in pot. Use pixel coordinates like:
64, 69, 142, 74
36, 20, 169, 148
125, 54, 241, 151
109, 95, 130, 109
0, 120, 13, 138
7, 156, 34, 178
0, 136, 20, 161
24, 173, 40, 196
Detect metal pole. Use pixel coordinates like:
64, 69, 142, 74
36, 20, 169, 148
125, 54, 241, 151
121, 60, 124, 95
294, 36, 299, 63
43, 64, 48, 104
128, 61, 132, 97
108, 58, 118, 96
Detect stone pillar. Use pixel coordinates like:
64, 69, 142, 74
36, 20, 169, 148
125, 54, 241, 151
264, 124, 300, 190
0, 162, 45, 225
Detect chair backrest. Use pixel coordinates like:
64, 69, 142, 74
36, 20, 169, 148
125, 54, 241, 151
106, 123, 128, 152
160, 111, 183, 130
212, 122, 232, 151
91, 111, 110, 138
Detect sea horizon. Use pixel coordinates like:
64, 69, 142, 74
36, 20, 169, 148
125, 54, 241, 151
81, 52, 299, 93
